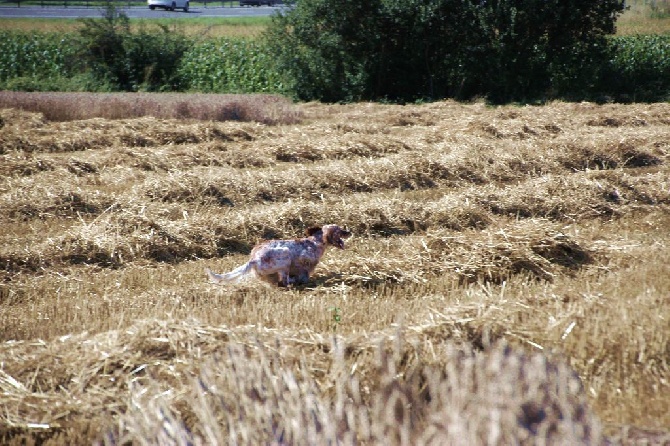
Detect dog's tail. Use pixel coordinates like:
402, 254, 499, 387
205, 262, 253, 284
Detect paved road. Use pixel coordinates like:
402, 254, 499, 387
0, 5, 283, 18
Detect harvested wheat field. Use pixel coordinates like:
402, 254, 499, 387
1, 94, 669, 445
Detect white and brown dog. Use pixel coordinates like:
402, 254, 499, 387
206, 224, 352, 287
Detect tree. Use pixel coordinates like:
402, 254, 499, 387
265, 0, 625, 103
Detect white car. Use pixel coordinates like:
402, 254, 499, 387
148, 0, 189, 11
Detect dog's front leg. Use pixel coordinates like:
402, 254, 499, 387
293, 271, 310, 285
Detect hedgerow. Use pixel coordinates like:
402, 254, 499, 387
0, 4, 668, 103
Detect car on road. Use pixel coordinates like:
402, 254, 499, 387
148, 0, 189, 11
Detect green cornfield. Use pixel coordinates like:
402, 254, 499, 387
607, 35, 670, 101
178, 38, 284, 94
0, 31, 80, 81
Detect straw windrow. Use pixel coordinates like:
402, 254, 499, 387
1, 97, 669, 444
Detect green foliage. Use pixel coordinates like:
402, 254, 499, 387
178, 38, 284, 94
476, 0, 625, 102
264, 0, 382, 101
77, 4, 192, 91
604, 35, 670, 101
76, 5, 129, 89
374, 0, 486, 101
1, 7, 668, 103
0, 31, 80, 86
266, 0, 627, 102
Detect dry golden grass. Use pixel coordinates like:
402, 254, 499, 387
617, 0, 670, 35
0, 92, 302, 125
0, 17, 270, 38
1, 97, 669, 445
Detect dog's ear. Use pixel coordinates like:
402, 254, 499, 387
306, 226, 322, 237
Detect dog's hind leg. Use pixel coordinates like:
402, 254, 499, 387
277, 270, 292, 287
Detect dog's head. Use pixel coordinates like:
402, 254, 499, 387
307, 225, 352, 249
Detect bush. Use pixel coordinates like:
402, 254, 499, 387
266, 0, 626, 103
77, 5, 192, 91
